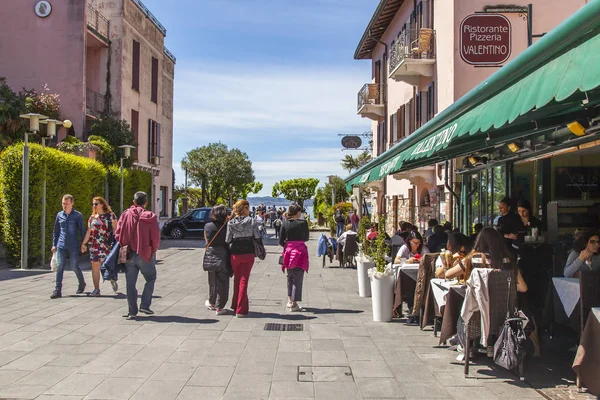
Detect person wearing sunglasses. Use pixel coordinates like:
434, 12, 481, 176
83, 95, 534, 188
81, 197, 117, 296
564, 231, 600, 278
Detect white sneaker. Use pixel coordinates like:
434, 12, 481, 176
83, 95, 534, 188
205, 300, 215, 310
286, 301, 293, 308
290, 304, 305, 312
215, 308, 227, 316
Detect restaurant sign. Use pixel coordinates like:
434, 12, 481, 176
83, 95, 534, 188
341, 135, 362, 149
411, 123, 458, 156
460, 14, 511, 65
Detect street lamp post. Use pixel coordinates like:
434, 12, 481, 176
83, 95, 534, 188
38, 118, 68, 264
18, 113, 48, 269
118, 145, 135, 215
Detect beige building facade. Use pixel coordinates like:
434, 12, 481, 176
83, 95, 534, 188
0, 0, 175, 218
354, 0, 586, 233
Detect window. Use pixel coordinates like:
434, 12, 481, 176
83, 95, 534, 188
427, 82, 436, 121
148, 119, 161, 163
398, 105, 406, 138
389, 114, 396, 147
160, 186, 168, 217
151, 56, 158, 103
192, 209, 208, 221
132, 40, 140, 91
131, 109, 139, 161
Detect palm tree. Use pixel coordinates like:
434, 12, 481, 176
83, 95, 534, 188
341, 151, 372, 173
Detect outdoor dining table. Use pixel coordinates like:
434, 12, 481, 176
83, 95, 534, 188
391, 262, 420, 316
432, 280, 467, 344
551, 277, 581, 332
573, 307, 600, 396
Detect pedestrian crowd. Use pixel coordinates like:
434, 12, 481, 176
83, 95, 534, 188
50, 193, 311, 319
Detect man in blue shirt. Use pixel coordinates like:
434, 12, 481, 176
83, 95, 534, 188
51, 194, 86, 299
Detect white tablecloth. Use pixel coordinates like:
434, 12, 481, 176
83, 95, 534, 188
389, 263, 419, 283
430, 278, 463, 309
552, 277, 580, 318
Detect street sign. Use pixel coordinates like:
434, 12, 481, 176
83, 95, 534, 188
460, 14, 511, 65
341, 135, 362, 149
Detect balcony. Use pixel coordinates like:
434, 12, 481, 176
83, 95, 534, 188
87, 3, 109, 46
357, 83, 385, 121
86, 88, 106, 117
389, 28, 436, 86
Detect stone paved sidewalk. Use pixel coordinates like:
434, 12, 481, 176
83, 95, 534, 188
0, 231, 593, 399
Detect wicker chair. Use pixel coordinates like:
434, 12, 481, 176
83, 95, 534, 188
464, 269, 520, 379
411, 28, 433, 57
577, 269, 600, 391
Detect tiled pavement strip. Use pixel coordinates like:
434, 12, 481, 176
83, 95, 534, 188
0, 230, 595, 399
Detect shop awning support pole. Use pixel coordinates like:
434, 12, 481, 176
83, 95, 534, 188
444, 160, 460, 224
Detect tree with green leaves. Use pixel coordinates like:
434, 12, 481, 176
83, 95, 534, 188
341, 151, 372, 173
88, 113, 136, 166
312, 176, 349, 218
181, 143, 256, 206
272, 178, 319, 209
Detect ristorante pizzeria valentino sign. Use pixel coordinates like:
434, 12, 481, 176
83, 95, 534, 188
460, 14, 511, 65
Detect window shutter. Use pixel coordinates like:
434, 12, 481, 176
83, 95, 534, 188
398, 105, 405, 139
131, 109, 139, 161
156, 123, 161, 158
151, 57, 159, 103
148, 119, 153, 163
132, 40, 140, 91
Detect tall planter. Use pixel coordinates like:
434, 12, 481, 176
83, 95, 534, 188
369, 269, 394, 322
356, 256, 373, 297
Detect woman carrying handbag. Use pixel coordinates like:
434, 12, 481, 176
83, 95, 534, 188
203, 205, 231, 316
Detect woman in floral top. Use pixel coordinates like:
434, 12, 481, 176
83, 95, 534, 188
81, 197, 117, 296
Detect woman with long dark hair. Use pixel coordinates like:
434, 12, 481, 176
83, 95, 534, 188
279, 204, 310, 312
226, 200, 261, 317
396, 231, 429, 263
564, 231, 600, 277
203, 205, 230, 316
435, 232, 472, 279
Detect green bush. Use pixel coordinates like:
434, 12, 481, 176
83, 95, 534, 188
107, 165, 152, 214
0, 143, 106, 266
0, 143, 152, 267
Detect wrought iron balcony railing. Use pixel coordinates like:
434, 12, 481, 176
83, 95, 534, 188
86, 88, 106, 117
389, 28, 436, 72
132, 0, 167, 36
87, 3, 109, 40
357, 83, 384, 112
164, 46, 176, 63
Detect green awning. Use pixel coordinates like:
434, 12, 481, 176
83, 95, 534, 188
345, 0, 600, 191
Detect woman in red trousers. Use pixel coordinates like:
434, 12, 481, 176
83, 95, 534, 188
225, 200, 260, 317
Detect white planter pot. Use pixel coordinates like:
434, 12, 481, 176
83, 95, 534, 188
370, 273, 394, 322
356, 258, 373, 298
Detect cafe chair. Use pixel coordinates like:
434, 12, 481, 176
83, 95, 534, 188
339, 234, 358, 269
412, 252, 440, 330
464, 269, 521, 380
577, 269, 600, 391
390, 235, 405, 263
411, 28, 433, 58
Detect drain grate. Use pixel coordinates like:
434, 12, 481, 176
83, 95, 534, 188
263, 323, 304, 331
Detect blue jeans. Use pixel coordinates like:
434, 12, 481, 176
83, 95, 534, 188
55, 247, 85, 291
125, 251, 157, 316
336, 222, 344, 237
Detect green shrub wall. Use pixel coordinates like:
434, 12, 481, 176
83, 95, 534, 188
0, 143, 151, 267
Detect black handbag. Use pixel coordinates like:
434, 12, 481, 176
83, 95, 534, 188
493, 277, 527, 371
254, 237, 266, 260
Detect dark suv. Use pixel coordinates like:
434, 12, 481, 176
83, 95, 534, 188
161, 207, 212, 239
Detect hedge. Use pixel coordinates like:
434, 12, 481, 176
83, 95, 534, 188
107, 165, 152, 214
0, 143, 151, 267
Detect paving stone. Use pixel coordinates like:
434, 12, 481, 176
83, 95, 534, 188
15, 365, 75, 386
0, 369, 29, 386
176, 385, 225, 400
85, 376, 145, 399
0, 383, 49, 399
45, 373, 108, 396
149, 362, 197, 381
187, 365, 234, 386
314, 382, 361, 400
349, 360, 394, 378
0, 354, 58, 371
270, 381, 315, 398
129, 379, 185, 400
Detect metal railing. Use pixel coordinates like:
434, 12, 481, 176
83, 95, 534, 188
86, 88, 106, 116
164, 46, 176, 63
132, 0, 167, 36
87, 3, 109, 40
357, 83, 384, 112
389, 28, 436, 72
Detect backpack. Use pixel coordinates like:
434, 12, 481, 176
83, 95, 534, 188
274, 218, 282, 227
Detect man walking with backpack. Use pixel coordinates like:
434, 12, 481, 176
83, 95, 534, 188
115, 192, 160, 320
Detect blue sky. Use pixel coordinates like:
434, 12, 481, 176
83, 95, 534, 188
141, 0, 375, 196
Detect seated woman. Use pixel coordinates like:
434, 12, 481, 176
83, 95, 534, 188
395, 231, 430, 264
445, 227, 527, 293
427, 225, 448, 254
366, 223, 378, 241
564, 231, 600, 278
435, 232, 472, 279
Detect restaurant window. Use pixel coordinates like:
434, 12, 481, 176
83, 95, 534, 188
493, 165, 507, 222
131, 109, 139, 161
160, 186, 168, 217
132, 40, 140, 91
427, 82, 436, 121
151, 56, 159, 103
148, 119, 161, 163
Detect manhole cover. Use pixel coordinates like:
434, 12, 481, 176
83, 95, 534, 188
263, 323, 304, 331
298, 366, 354, 382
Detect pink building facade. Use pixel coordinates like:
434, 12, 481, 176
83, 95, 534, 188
0, 0, 175, 219
353, 0, 587, 233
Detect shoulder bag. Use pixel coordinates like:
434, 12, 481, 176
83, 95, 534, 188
117, 211, 140, 264
203, 223, 228, 272
254, 237, 266, 260
493, 276, 527, 371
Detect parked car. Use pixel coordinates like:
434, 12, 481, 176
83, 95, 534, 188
162, 207, 212, 239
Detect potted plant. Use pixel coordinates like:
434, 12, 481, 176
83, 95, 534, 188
368, 215, 394, 322
356, 215, 372, 297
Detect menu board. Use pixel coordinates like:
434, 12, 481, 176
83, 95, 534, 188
555, 167, 600, 199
